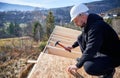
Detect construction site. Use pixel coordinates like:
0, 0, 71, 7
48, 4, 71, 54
27, 26, 120, 78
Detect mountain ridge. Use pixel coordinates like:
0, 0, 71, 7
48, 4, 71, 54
0, 2, 46, 11
0, 0, 120, 25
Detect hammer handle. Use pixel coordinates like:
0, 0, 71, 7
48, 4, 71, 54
58, 43, 66, 48
58, 43, 71, 52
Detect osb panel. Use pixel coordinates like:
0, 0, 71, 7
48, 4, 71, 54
28, 53, 97, 78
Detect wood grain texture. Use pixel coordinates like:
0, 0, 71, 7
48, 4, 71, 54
28, 53, 97, 78
28, 26, 98, 78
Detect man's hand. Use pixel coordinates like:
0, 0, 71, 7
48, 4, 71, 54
65, 46, 73, 52
67, 65, 79, 73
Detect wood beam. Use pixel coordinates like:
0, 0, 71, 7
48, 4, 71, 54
46, 45, 81, 59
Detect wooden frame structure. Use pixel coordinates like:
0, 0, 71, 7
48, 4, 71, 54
27, 26, 97, 78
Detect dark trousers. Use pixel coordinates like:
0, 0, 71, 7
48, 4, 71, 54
83, 54, 116, 76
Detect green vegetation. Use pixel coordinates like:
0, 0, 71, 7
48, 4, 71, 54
46, 11, 55, 39
0, 22, 22, 38
104, 18, 113, 25
39, 41, 47, 52
63, 23, 81, 31
32, 21, 44, 42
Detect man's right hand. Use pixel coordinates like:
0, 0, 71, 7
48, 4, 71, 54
65, 46, 73, 52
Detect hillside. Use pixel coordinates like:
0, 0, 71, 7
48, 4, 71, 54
0, 37, 41, 78
0, 0, 120, 27
0, 2, 46, 11
0, 0, 120, 12
50, 0, 120, 23
106, 7, 120, 14
86, 0, 120, 13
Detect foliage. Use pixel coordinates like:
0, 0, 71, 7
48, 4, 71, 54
7, 22, 14, 34
46, 11, 55, 39
62, 23, 81, 31
33, 22, 40, 36
0, 22, 22, 38
0, 37, 32, 52
32, 21, 44, 42
0, 36, 41, 78
104, 18, 112, 25
39, 41, 47, 52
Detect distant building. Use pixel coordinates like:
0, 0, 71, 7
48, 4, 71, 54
99, 13, 118, 19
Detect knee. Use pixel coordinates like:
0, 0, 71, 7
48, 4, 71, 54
83, 62, 97, 75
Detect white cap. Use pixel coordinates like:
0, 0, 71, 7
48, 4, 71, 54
70, 3, 89, 22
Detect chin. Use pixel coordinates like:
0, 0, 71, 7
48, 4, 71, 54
77, 25, 83, 28
81, 25, 84, 28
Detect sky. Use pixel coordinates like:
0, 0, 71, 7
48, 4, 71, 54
0, 0, 101, 9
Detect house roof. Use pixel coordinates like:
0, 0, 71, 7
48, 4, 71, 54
27, 26, 97, 78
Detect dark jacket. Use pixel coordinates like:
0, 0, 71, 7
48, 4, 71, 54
72, 13, 120, 68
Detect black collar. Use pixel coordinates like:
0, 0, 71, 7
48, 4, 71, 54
84, 13, 103, 33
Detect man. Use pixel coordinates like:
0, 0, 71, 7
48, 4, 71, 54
66, 3, 120, 78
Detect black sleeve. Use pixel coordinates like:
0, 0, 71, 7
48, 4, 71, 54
72, 34, 83, 48
76, 25, 103, 68
72, 41, 79, 48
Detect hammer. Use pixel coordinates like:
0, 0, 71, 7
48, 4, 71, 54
54, 41, 71, 52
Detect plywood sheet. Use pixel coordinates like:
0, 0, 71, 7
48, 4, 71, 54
28, 26, 97, 78
28, 53, 97, 78
28, 53, 76, 78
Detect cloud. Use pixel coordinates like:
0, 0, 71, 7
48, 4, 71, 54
0, 0, 101, 8
0, 0, 44, 7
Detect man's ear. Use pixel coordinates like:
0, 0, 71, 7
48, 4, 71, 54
81, 13, 86, 19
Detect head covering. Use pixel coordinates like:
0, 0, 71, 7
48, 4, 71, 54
70, 3, 89, 22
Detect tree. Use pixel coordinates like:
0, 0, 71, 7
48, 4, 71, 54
7, 22, 21, 37
14, 23, 21, 37
33, 21, 43, 42
7, 22, 14, 35
46, 11, 55, 38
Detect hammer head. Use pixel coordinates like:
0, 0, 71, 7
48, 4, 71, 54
54, 41, 60, 46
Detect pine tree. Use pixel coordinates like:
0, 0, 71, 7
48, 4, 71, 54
7, 22, 21, 37
8, 22, 14, 35
46, 11, 55, 38
14, 23, 21, 37
33, 21, 43, 42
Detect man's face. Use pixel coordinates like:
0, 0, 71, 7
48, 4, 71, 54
73, 14, 86, 28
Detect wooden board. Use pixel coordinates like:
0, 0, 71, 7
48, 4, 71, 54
28, 53, 97, 78
53, 26, 81, 39
47, 45, 81, 59
50, 37, 75, 45
28, 53, 76, 78
54, 26, 81, 35
28, 26, 97, 78
53, 32, 78, 39
48, 41, 81, 52
52, 34, 77, 41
